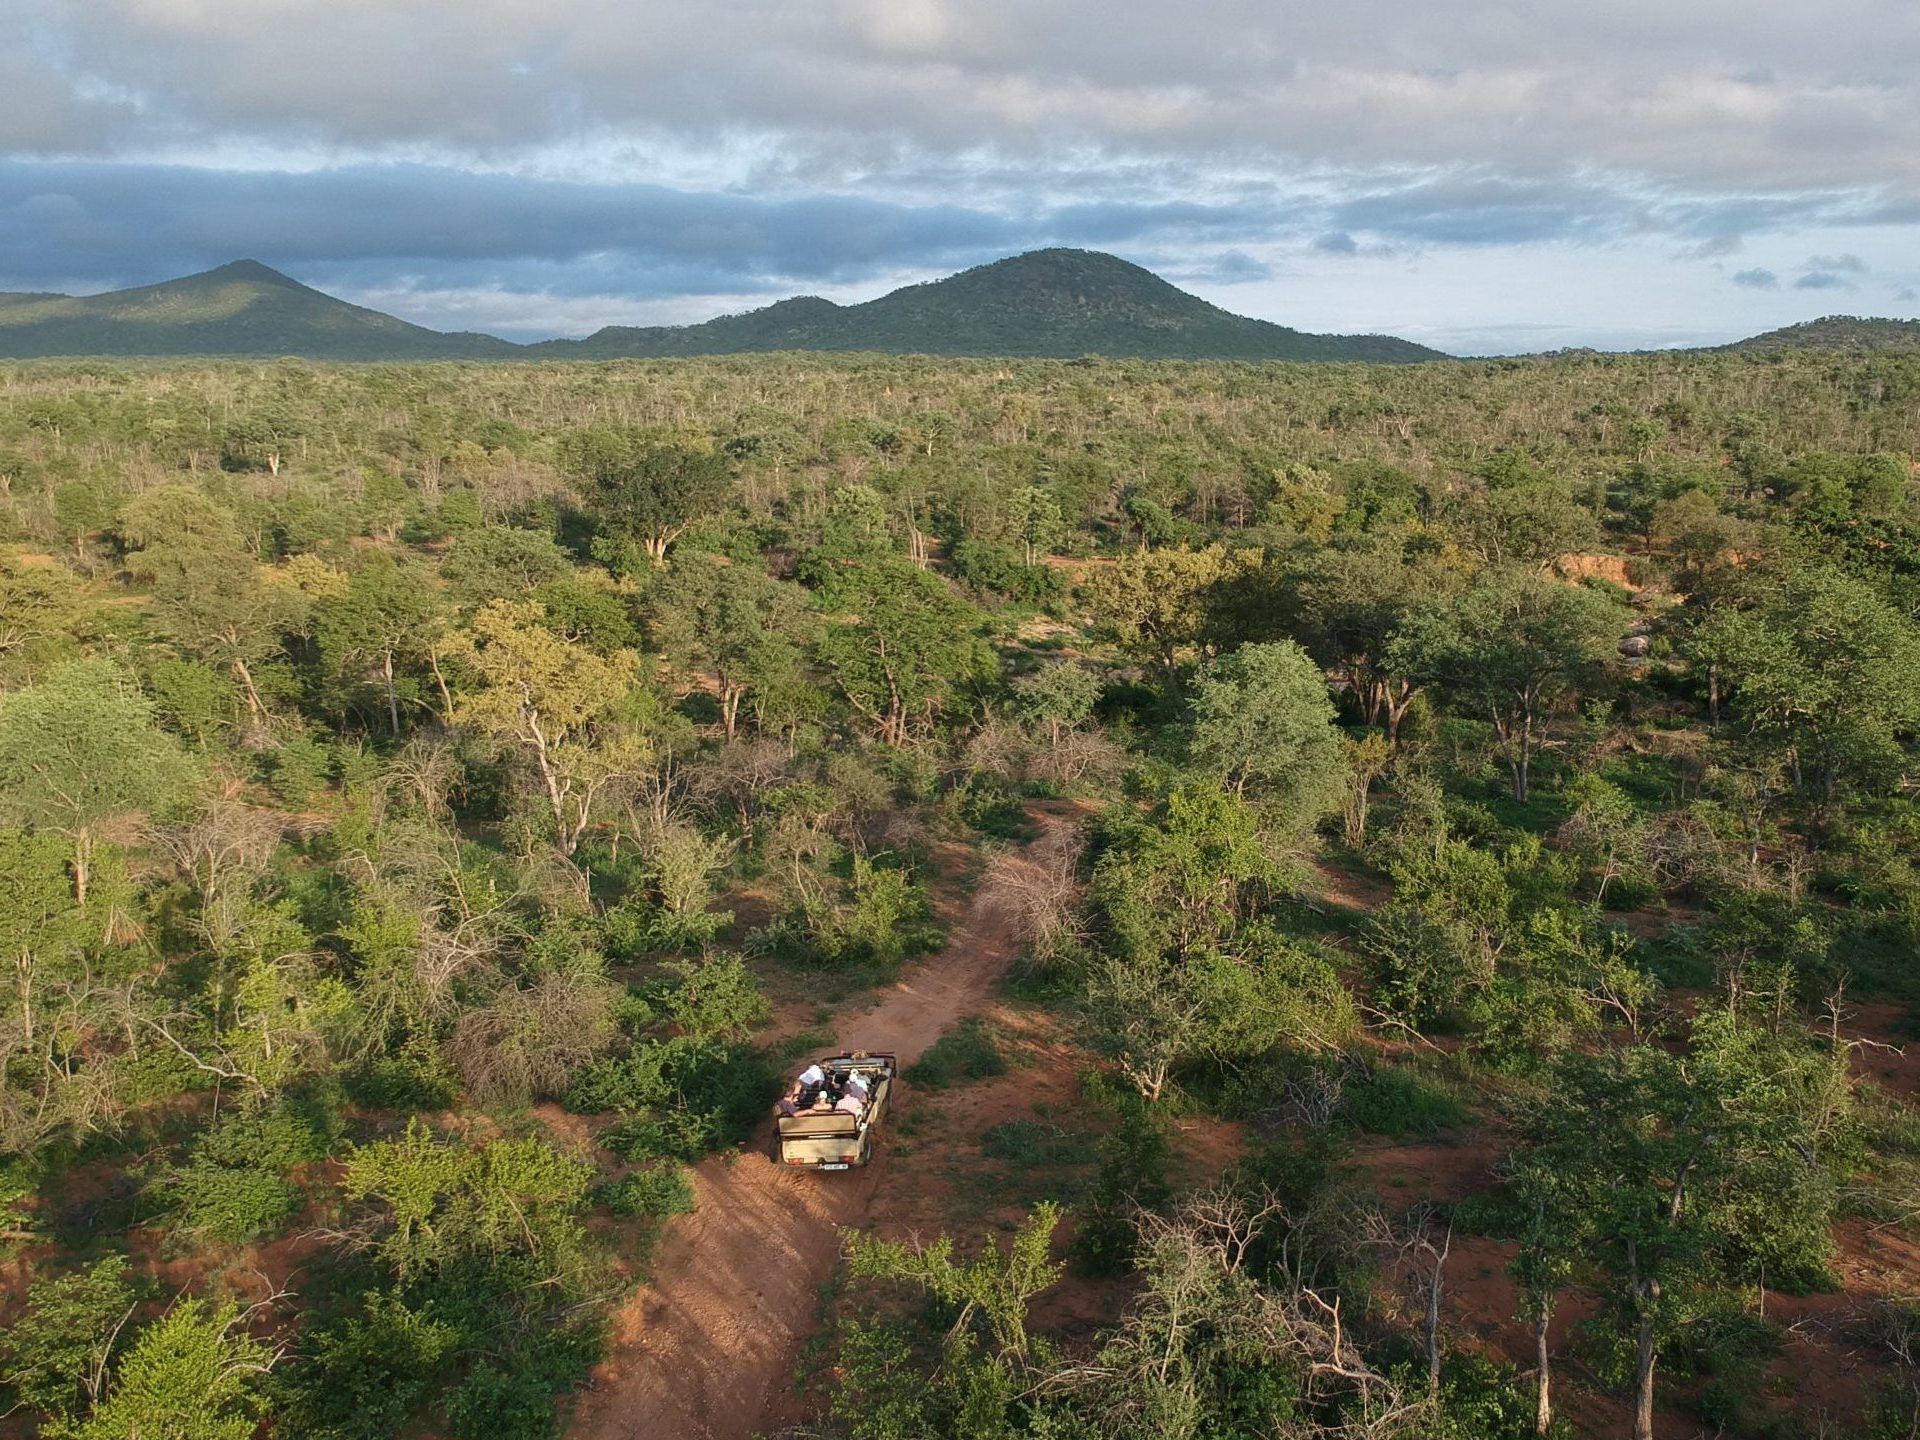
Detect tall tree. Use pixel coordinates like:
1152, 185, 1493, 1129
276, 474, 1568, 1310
650, 554, 810, 739
1082, 544, 1257, 682
1188, 641, 1345, 819
1007, 485, 1064, 567
0, 661, 194, 906
1297, 540, 1460, 742
1517, 1016, 1849, 1440
445, 600, 649, 856
1695, 563, 1920, 808
563, 430, 733, 563
120, 485, 302, 722
314, 554, 446, 734
1392, 567, 1619, 802
814, 560, 987, 746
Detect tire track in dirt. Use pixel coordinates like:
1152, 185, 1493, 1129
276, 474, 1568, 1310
568, 812, 1072, 1440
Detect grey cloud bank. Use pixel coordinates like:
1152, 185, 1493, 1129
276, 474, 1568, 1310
7, 0, 1920, 349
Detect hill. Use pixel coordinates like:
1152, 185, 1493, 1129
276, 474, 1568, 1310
0, 250, 1446, 363
525, 249, 1446, 363
0, 261, 518, 361
1725, 314, 1920, 353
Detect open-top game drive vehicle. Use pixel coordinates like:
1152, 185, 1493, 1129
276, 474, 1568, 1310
775, 1051, 897, 1170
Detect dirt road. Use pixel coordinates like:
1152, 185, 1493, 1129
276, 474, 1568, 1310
567, 819, 1059, 1440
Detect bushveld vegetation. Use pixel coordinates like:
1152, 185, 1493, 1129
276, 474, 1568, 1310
0, 345, 1919, 1438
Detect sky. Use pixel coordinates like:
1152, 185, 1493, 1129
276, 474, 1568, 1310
6, 0, 1920, 353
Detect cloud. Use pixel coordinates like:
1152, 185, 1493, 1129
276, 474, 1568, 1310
1677, 234, 1743, 259
1793, 270, 1854, 289
1160, 249, 1274, 284
0, 159, 1300, 298
5, 0, 1920, 343
9, 0, 1920, 201
1732, 268, 1780, 288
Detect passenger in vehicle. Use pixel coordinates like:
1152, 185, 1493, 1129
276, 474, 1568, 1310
779, 1063, 827, 1117
834, 1073, 869, 1117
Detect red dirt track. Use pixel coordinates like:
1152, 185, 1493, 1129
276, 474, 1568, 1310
569, 816, 1067, 1440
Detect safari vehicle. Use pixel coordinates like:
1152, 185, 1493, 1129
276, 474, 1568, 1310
775, 1051, 897, 1170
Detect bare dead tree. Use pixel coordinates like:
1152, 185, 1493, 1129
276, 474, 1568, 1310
977, 823, 1087, 967
1280, 1061, 1348, 1130
1051, 1187, 1428, 1439
372, 733, 466, 823
151, 799, 286, 955
1026, 727, 1125, 787
445, 968, 619, 1104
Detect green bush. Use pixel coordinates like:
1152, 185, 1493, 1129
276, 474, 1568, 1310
445, 1362, 559, 1440
1429, 1351, 1555, 1439
601, 894, 732, 958
0, 1256, 146, 1423
596, 1163, 697, 1218
833, 857, 939, 967
1073, 1089, 1170, 1276
959, 781, 1037, 841
904, 1019, 1007, 1090
269, 734, 334, 807
156, 1163, 301, 1247
1338, 1065, 1468, 1138
569, 1036, 776, 1162
979, 1119, 1099, 1168
151, 1099, 336, 1245
278, 1293, 458, 1440
344, 1050, 459, 1111
948, 537, 1065, 606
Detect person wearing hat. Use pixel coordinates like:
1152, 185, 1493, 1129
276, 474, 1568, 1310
779, 1063, 828, 1117
834, 1072, 869, 1118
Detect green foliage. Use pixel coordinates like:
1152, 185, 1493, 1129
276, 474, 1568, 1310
1338, 1063, 1469, 1138
150, 1099, 335, 1245
596, 1162, 698, 1218
1698, 562, 1920, 804
904, 1018, 1009, 1090
813, 557, 991, 746
1427, 1351, 1555, 1440
341, 1122, 593, 1282
563, 430, 733, 562
1073, 1089, 1171, 1275
846, 1202, 1065, 1360
1187, 639, 1345, 820
268, 732, 334, 806
0, 1255, 145, 1423
572, 1036, 777, 1162
979, 1119, 1101, 1168
9, 337, 1920, 1440
948, 535, 1066, 605
650, 953, 770, 1042
0, 658, 195, 898
279, 1293, 458, 1440
74, 1298, 273, 1440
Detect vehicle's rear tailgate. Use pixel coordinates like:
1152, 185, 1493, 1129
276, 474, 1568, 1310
778, 1132, 868, 1167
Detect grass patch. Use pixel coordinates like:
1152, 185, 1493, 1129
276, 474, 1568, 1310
1339, 1064, 1469, 1138
979, 1118, 1099, 1168
594, 1162, 696, 1219
905, 1019, 1008, 1090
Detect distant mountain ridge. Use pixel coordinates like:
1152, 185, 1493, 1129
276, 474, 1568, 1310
0, 250, 1444, 363
1722, 315, 1920, 353
524, 250, 1445, 363
0, 260, 518, 361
